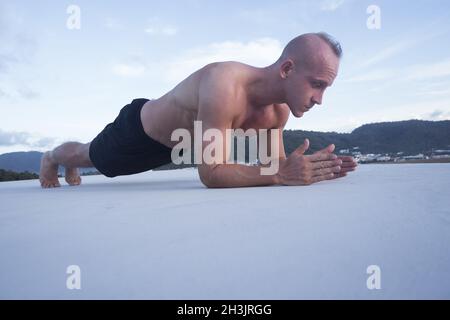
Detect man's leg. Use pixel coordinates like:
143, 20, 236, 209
39, 142, 93, 188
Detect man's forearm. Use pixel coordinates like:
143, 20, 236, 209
200, 163, 280, 188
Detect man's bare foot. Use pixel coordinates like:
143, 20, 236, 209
65, 167, 81, 186
39, 151, 61, 188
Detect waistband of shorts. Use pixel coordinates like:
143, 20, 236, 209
131, 98, 172, 152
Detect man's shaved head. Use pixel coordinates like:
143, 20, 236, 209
277, 32, 342, 69
274, 32, 342, 118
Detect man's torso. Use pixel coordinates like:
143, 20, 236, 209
140, 61, 290, 148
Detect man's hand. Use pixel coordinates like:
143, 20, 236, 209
311, 145, 358, 180
333, 155, 358, 179
276, 139, 343, 186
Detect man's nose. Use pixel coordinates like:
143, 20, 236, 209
312, 93, 323, 105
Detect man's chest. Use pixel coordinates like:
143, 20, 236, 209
233, 103, 286, 131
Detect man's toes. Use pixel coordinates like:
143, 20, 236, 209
66, 176, 81, 186
41, 180, 60, 188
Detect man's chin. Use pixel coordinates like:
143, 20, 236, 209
289, 105, 304, 118
293, 111, 304, 118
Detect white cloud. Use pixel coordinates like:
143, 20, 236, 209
236, 8, 276, 24
0, 81, 39, 100
320, 0, 346, 11
0, 129, 56, 148
17, 86, 39, 99
144, 17, 178, 36
112, 63, 146, 77
145, 26, 178, 36
343, 69, 394, 83
356, 29, 448, 69
0, 129, 29, 146
0, 5, 39, 101
344, 57, 450, 84
406, 58, 450, 80
415, 87, 450, 97
164, 38, 283, 83
423, 110, 450, 121
360, 40, 414, 68
104, 18, 123, 30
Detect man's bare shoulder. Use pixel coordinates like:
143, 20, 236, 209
195, 62, 249, 126
200, 61, 247, 89
199, 62, 247, 106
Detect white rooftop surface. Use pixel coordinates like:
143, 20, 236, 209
1, 164, 450, 299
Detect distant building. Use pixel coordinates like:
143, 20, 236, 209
376, 156, 391, 162
432, 154, 450, 159
431, 149, 450, 159
358, 154, 378, 163
434, 150, 450, 153
404, 154, 425, 160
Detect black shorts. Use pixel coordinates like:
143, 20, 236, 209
89, 98, 173, 177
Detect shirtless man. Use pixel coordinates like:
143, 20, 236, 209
39, 32, 357, 188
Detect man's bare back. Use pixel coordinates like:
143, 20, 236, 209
39, 33, 357, 188
140, 61, 290, 150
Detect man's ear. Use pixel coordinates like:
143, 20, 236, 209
280, 59, 294, 79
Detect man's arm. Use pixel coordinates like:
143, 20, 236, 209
196, 71, 279, 188
258, 106, 290, 165
196, 72, 342, 188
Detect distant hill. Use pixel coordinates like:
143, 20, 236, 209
1, 120, 450, 175
0, 151, 43, 173
283, 119, 450, 155
0, 151, 97, 175
0, 169, 39, 182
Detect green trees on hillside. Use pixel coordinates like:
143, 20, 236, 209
0, 169, 39, 182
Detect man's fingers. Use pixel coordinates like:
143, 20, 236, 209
311, 159, 342, 170
310, 170, 349, 184
294, 138, 310, 155
341, 162, 357, 169
312, 166, 341, 177
338, 156, 358, 165
336, 156, 358, 170
308, 168, 351, 184
312, 164, 355, 178
314, 144, 335, 155
338, 156, 354, 161
340, 167, 356, 173
308, 152, 337, 162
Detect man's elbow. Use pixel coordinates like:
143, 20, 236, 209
200, 177, 220, 188
198, 164, 220, 188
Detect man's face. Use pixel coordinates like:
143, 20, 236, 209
283, 52, 339, 118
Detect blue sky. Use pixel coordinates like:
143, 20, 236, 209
1, 0, 450, 153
